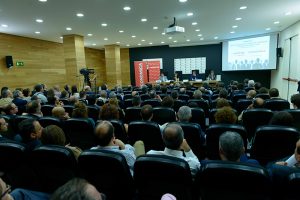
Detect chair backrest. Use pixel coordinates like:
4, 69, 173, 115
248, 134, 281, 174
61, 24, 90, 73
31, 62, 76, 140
202, 94, 211, 104
255, 93, 270, 100
195, 160, 271, 200
178, 94, 190, 102
152, 107, 176, 125
41, 105, 55, 116
13, 115, 38, 134
251, 125, 300, 165
173, 99, 186, 112
63, 105, 74, 116
78, 149, 134, 200
128, 121, 164, 152
231, 94, 247, 107
109, 119, 128, 143
124, 99, 133, 108
190, 108, 206, 130
236, 99, 253, 114
29, 145, 77, 193
87, 105, 100, 122
125, 106, 142, 123
141, 99, 161, 107
264, 99, 290, 111
140, 94, 151, 101
59, 99, 70, 105
178, 122, 205, 160
134, 154, 193, 200
205, 124, 247, 160
64, 118, 96, 150
188, 99, 210, 117
242, 108, 274, 141
38, 116, 63, 129
124, 94, 132, 100
285, 109, 300, 131
211, 99, 233, 109
286, 172, 300, 200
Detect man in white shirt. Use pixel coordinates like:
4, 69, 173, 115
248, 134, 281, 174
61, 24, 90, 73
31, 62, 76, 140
159, 72, 168, 82
91, 121, 136, 175
147, 123, 200, 177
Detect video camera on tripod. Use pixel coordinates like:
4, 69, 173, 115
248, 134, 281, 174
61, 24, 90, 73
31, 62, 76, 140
80, 68, 95, 87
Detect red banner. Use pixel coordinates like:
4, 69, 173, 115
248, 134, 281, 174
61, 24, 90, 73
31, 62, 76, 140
147, 61, 161, 83
134, 61, 148, 87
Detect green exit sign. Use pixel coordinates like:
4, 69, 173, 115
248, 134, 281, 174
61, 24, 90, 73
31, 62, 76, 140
16, 61, 24, 66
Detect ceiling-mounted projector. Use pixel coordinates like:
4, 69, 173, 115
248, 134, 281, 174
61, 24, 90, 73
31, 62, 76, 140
164, 17, 185, 34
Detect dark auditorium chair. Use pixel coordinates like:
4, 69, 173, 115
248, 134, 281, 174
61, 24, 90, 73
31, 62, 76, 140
141, 99, 161, 107
241, 109, 273, 141
140, 94, 151, 101
173, 99, 186, 112
29, 145, 77, 193
211, 99, 233, 109
125, 106, 142, 123
87, 105, 100, 122
64, 118, 96, 150
134, 154, 193, 200
124, 94, 132, 100
202, 93, 211, 104
13, 115, 38, 134
188, 99, 210, 117
128, 121, 164, 152
124, 99, 133, 108
211, 94, 219, 100
251, 125, 300, 166
109, 119, 128, 143
152, 107, 176, 125
186, 90, 194, 98
41, 105, 55, 116
231, 94, 246, 108
59, 99, 70, 105
190, 108, 206, 131
78, 150, 134, 200
178, 94, 190, 102
236, 99, 253, 114
178, 122, 205, 160
286, 172, 300, 200
38, 116, 63, 129
285, 109, 300, 131
195, 160, 271, 200
264, 99, 290, 111
205, 124, 247, 160
209, 108, 238, 125
255, 93, 270, 100
63, 105, 74, 116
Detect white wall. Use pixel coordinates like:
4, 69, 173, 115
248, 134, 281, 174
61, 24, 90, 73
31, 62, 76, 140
271, 20, 300, 100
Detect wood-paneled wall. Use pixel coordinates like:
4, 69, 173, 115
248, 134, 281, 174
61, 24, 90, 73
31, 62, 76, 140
0, 33, 130, 91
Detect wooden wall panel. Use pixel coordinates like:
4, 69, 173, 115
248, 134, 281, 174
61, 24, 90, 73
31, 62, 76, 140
120, 48, 130, 86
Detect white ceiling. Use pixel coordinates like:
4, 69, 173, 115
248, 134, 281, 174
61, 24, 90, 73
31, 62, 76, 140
0, 0, 300, 49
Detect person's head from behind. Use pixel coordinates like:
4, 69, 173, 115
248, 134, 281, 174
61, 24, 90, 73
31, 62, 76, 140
219, 131, 244, 162
291, 94, 300, 109
162, 123, 184, 150
248, 80, 255, 87
34, 84, 43, 92
13, 89, 23, 99
72, 101, 88, 118
149, 90, 156, 99
177, 106, 192, 122
132, 95, 141, 107
41, 125, 66, 146
251, 97, 265, 109
51, 178, 104, 200
23, 88, 30, 97
254, 82, 262, 91
214, 106, 237, 124
94, 121, 114, 147
258, 87, 269, 94
52, 106, 68, 120
71, 85, 78, 94
26, 100, 41, 114
161, 96, 174, 108
18, 118, 43, 143
193, 90, 202, 99
269, 88, 279, 98
219, 89, 228, 99
0, 118, 8, 133
60, 90, 68, 99
171, 91, 178, 100
269, 111, 294, 127
246, 90, 257, 99
100, 103, 119, 120
141, 104, 153, 121
216, 98, 230, 109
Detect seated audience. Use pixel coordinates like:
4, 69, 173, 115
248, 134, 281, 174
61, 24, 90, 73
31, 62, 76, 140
269, 111, 294, 127
215, 106, 237, 124
33, 84, 48, 104
276, 138, 300, 167
216, 98, 230, 109
269, 88, 281, 99
141, 104, 154, 121
132, 95, 141, 107
22, 88, 32, 102
161, 96, 174, 108
12, 90, 27, 112
3, 103, 18, 116
18, 118, 43, 150
0, 117, 8, 137
291, 93, 300, 109
246, 90, 257, 99
91, 121, 136, 174
72, 101, 95, 128
52, 106, 70, 121
25, 100, 43, 118
238, 97, 265, 122
147, 123, 201, 177
0, 89, 13, 108
41, 125, 82, 159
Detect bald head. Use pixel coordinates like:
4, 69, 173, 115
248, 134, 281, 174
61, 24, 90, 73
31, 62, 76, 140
95, 121, 114, 146
162, 123, 184, 150
252, 97, 264, 108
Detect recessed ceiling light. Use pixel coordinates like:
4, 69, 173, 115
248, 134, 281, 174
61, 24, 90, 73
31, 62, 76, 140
66, 27, 72, 31
173, 40, 177, 43
230, 31, 235, 34
104, 38, 108, 40
153, 26, 158, 30
232, 25, 238, 28
87, 33, 93, 36
36, 19, 43, 23
101, 23, 107, 27
126, 44, 130, 47
187, 12, 193, 16
168, 37, 172, 39
38, 0, 47, 2
161, 41, 165, 44
186, 39, 190, 42
119, 30, 124, 33
35, 31, 40, 34
239, 6, 247, 10
195, 29, 200, 32
123, 6, 131, 11
116, 42, 120, 44
274, 21, 280, 24
285, 11, 292, 16
179, 0, 187, 2
266, 28, 271, 31
235, 17, 242, 21
192, 22, 198, 25
214, 36, 218, 39
141, 39, 146, 42
1, 24, 8, 27
200, 38, 204, 40
76, 13, 84, 17
149, 42, 153, 45
138, 44, 141, 46
131, 35, 136, 38
197, 34, 202, 37
60, 36, 63, 39
92, 43, 96, 46
141, 18, 147, 22
162, 32, 166, 35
